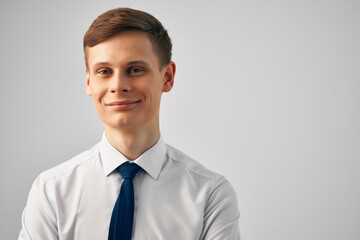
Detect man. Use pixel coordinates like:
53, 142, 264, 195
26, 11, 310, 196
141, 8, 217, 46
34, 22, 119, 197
19, 8, 240, 239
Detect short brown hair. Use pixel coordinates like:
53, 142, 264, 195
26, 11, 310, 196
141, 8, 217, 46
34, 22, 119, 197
83, 8, 172, 69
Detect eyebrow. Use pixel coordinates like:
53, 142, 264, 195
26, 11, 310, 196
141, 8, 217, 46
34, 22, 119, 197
126, 61, 150, 67
91, 62, 111, 69
91, 60, 151, 70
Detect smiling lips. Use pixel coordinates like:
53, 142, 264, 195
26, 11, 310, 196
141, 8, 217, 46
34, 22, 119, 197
106, 100, 141, 110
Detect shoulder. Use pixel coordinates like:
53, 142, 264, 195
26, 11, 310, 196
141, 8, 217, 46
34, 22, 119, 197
165, 144, 233, 190
165, 143, 237, 199
37, 142, 100, 183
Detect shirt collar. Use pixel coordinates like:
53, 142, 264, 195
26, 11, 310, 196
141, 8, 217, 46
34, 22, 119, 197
99, 132, 166, 180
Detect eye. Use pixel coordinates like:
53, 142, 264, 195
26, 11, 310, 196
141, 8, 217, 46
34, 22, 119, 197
98, 69, 112, 75
128, 67, 144, 74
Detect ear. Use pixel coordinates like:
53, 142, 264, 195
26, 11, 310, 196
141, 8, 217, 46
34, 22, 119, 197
85, 67, 92, 96
162, 61, 176, 93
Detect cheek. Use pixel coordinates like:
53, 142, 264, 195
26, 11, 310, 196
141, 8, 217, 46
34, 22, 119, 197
90, 85, 107, 103
142, 85, 162, 105
143, 77, 164, 97
146, 89, 163, 113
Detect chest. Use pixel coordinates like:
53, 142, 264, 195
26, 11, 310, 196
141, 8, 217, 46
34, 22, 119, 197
56, 174, 207, 239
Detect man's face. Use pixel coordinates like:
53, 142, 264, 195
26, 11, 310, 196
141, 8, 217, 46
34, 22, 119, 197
86, 31, 175, 131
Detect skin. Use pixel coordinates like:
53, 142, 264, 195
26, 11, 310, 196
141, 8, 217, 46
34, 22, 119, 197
85, 31, 176, 160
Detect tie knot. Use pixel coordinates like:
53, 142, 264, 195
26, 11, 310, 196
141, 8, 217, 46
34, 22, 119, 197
118, 162, 141, 179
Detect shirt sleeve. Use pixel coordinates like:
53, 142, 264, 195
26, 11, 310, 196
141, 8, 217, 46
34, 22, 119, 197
199, 177, 240, 240
18, 177, 59, 240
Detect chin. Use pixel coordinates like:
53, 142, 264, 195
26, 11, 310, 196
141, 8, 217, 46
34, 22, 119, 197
106, 116, 141, 129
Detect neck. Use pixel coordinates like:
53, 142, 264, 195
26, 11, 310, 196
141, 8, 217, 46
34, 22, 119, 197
104, 124, 160, 161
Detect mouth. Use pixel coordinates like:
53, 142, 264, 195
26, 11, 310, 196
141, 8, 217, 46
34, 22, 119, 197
106, 100, 142, 110
107, 100, 141, 106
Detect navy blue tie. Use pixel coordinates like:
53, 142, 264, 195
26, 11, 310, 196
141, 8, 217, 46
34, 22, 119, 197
108, 162, 141, 240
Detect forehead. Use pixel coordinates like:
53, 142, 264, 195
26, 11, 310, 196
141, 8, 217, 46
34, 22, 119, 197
86, 31, 160, 69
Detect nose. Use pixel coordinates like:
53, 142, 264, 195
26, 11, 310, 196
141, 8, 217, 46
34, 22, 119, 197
110, 72, 132, 93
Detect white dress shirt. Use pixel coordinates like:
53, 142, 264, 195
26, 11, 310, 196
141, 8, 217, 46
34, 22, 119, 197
19, 134, 240, 239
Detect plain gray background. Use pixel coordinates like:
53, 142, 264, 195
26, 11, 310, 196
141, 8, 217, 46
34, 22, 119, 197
1, 0, 359, 239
